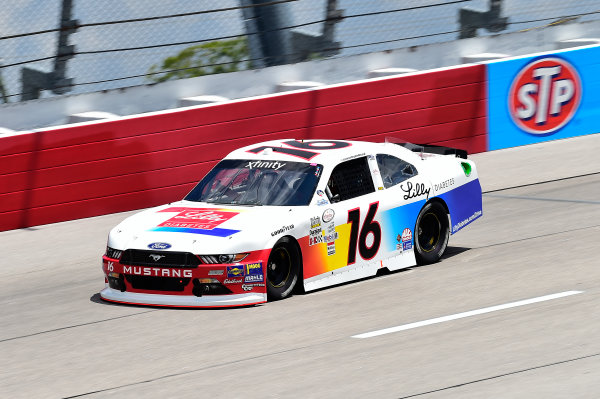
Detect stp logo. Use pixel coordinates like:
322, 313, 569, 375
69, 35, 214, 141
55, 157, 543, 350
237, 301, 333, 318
509, 57, 581, 135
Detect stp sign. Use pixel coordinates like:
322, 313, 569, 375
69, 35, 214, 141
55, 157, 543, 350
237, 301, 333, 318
509, 57, 581, 135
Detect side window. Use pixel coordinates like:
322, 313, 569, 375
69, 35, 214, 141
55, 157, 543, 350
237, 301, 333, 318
376, 154, 417, 189
326, 157, 375, 202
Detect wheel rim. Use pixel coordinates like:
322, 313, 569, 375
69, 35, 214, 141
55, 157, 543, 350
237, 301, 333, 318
418, 212, 441, 253
267, 246, 292, 288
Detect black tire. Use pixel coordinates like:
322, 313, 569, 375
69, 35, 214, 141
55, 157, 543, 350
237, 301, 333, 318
414, 201, 450, 265
266, 237, 300, 300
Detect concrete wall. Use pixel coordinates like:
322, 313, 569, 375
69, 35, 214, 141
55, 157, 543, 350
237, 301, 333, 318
0, 64, 485, 231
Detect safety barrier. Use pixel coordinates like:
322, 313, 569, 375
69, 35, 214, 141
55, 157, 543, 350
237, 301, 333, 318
0, 64, 486, 231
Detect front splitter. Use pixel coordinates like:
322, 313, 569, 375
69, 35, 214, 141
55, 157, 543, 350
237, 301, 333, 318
100, 287, 266, 308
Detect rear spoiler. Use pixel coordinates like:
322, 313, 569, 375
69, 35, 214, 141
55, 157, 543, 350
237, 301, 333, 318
395, 143, 468, 159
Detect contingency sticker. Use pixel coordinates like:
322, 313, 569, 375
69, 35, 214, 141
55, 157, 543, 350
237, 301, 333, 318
396, 228, 413, 252
309, 216, 323, 246
244, 262, 264, 283
401, 228, 412, 251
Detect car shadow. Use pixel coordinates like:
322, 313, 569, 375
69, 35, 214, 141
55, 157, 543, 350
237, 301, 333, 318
442, 246, 471, 260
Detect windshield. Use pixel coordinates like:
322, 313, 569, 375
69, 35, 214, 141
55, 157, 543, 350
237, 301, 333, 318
185, 159, 323, 206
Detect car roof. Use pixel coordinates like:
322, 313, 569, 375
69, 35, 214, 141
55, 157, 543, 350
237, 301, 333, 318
225, 139, 420, 166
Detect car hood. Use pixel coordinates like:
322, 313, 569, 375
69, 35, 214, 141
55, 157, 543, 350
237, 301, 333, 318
108, 201, 298, 254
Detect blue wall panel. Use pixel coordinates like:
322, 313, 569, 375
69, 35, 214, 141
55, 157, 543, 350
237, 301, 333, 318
488, 45, 600, 150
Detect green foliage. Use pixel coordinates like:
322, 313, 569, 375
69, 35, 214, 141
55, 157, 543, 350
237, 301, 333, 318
146, 37, 249, 83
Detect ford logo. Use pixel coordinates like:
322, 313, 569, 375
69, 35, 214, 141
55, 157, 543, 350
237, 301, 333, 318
148, 242, 171, 250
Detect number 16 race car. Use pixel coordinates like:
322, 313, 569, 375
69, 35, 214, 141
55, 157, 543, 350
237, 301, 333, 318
101, 139, 482, 307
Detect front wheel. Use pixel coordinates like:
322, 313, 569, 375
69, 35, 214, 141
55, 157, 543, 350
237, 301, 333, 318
414, 201, 450, 265
266, 237, 300, 300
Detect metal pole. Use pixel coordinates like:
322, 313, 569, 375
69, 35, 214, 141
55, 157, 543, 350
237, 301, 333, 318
240, 0, 266, 68
20, 0, 78, 101
240, 0, 293, 67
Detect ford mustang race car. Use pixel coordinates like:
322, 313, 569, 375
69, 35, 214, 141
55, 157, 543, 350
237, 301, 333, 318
101, 139, 482, 307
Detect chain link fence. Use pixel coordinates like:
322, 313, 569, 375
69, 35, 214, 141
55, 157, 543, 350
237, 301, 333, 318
1, 0, 599, 103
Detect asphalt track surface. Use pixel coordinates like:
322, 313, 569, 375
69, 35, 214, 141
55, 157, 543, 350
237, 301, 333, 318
1, 134, 599, 398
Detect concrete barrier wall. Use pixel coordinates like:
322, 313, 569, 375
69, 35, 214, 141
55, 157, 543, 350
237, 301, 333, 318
0, 64, 485, 231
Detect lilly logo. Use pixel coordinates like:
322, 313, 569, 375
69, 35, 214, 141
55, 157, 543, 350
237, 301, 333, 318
148, 242, 172, 250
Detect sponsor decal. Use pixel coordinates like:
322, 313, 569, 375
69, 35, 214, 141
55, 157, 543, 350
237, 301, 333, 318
242, 282, 266, 291
315, 165, 322, 177
322, 209, 335, 223
245, 160, 286, 170
244, 262, 264, 283
400, 181, 430, 200
147, 242, 171, 250
271, 224, 294, 237
401, 228, 412, 243
208, 269, 224, 276
323, 232, 339, 243
341, 153, 366, 162
244, 275, 263, 283
434, 178, 455, 192
227, 265, 244, 278
310, 216, 321, 229
223, 278, 243, 284
309, 225, 324, 246
316, 199, 329, 206
396, 228, 413, 252
158, 208, 238, 230
453, 210, 482, 233
327, 242, 336, 256
401, 228, 413, 251
309, 234, 323, 246
316, 190, 325, 197
325, 222, 336, 235
509, 57, 581, 135
123, 266, 192, 278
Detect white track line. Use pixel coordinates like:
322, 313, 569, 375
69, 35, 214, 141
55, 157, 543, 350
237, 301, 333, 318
352, 291, 583, 339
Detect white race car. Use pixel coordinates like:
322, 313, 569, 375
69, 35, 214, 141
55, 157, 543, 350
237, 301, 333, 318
101, 139, 482, 307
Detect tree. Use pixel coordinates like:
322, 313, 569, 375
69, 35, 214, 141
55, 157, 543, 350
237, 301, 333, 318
146, 37, 249, 83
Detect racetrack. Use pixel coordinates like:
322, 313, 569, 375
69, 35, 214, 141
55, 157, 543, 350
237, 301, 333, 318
1, 134, 599, 398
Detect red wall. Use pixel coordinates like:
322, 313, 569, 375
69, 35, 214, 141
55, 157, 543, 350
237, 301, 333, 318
0, 64, 486, 231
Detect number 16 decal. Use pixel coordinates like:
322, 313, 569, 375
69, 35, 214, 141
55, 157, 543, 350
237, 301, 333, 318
347, 202, 381, 264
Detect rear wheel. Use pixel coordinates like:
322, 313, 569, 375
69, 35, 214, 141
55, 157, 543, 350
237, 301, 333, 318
266, 237, 300, 300
414, 201, 449, 265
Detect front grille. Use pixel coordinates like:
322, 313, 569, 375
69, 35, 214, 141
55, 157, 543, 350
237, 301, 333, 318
125, 275, 191, 292
120, 249, 200, 268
